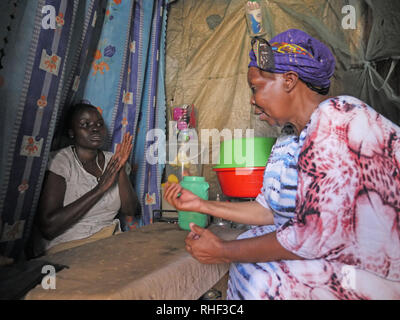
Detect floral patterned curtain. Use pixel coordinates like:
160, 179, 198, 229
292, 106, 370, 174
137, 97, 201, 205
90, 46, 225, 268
80, 0, 168, 229
0, 0, 168, 261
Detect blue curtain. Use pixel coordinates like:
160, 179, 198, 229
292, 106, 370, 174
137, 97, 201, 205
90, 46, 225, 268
81, 0, 168, 229
0, 0, 168, 260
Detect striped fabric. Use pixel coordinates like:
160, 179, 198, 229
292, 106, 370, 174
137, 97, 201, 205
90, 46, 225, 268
0, 0, 168, 259
0, 0, 90, 260
81, 0, 168, 228
255, 124, 308, 228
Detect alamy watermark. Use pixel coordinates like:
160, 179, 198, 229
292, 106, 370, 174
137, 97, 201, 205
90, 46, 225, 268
341, 265, 357, 291
41, 264, 56, 290
342, 5, 357, 30
41, 4, 357, 31
145, 122, 256, 175
41, 5, 57, 30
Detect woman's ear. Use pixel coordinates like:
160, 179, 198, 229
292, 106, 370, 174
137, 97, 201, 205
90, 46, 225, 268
282, 71, 299, 92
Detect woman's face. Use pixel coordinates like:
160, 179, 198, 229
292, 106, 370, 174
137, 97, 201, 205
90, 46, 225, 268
70, 107, 107, 150
248, 67, 291, 127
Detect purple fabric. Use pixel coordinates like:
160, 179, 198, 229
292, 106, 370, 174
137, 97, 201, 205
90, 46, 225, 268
249, 29, 336, 89
249, 49, 258, 68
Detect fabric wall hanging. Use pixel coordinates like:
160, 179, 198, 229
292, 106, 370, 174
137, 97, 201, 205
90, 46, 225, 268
0, 0, 169, 260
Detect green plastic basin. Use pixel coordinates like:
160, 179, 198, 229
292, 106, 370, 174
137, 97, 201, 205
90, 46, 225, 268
213, 137, 276, 169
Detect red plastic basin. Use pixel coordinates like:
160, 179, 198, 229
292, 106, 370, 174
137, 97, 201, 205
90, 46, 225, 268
213, 167, 264, 198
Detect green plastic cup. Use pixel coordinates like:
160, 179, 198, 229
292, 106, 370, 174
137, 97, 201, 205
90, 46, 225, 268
178, 176, 209, 231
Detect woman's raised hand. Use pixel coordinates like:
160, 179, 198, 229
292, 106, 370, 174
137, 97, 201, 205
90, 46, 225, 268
96, 153, 121, 193
163, 182, 203, 213
115, 132, 133, 170
97, 132, 133, 193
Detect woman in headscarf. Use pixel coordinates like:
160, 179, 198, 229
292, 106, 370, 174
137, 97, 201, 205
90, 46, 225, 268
164, 29, 400, 299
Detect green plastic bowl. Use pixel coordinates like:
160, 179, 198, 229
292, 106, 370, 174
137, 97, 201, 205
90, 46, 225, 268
213, 137, 276, 169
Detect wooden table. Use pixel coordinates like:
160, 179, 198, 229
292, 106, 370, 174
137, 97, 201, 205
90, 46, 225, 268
25, 223, 244, 300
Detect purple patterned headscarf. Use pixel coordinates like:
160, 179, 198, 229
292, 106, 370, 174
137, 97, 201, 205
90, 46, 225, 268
249, 29, 336, 94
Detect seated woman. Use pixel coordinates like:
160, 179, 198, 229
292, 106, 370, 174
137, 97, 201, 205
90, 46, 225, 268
36, 103, 138, 255
164, 29, 400, 299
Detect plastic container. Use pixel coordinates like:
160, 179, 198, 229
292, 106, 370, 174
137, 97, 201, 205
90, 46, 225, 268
213, 167, 264, 198
177, 128, 204, 178
212, 194, 231, 227
245, 0, 267, 37
178, 176, 209, 230
214, 137, 276, 169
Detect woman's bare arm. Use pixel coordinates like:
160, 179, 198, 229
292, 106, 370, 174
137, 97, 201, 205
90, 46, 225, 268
164, 182, 274, 225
